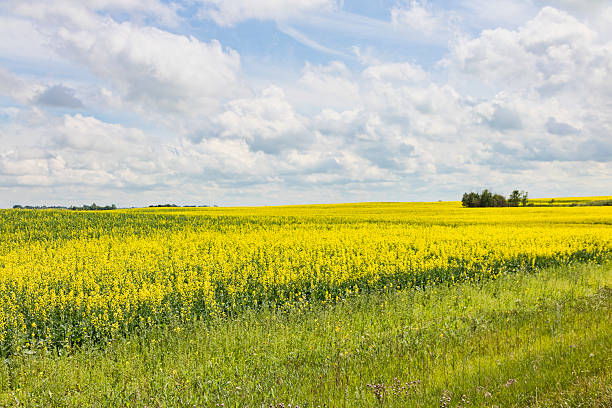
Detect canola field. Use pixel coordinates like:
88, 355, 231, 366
528, 195, 612, 206
0, 201, 610, 355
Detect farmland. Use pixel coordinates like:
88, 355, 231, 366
0, 200, 610, 406
527, 196, 612, 207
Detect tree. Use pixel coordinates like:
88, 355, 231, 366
462, 188, 527, 208
520, 191, 528, 206
480, 189, 493, 207
462, 192, 480, 207
492, 194, 507, 207
508, 190, 521, 207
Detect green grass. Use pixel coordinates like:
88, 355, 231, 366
1, 262, 611, 407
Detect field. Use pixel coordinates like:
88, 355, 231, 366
528, 196, 612, 206
0, 200, 611, 406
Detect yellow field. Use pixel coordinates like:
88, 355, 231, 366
528, 195, 612, 206
0, 202, 610, 353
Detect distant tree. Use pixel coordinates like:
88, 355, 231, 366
462, 192, 480, 207
492, 194, 507, 207
462, 189, 526, 208
480, 189, 493, 207
520, 191, 528, 206
14, 203, 115, 211
508, 190, 521, 207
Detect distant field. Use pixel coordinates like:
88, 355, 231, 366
528, 196, 612, 206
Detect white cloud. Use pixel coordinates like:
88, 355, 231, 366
197, 0, 336, 26
0, 67, 42, 105
215, 86, 309, 153
539, 0, 610, 16
363, 79, 467, 141
442, 6, 612, 169
5, 0, 180, 28
446, 7, 609, 96
391, 0, 444, 34
54, 21, 244, 114
0, 110, 278, 194
0, 16, 56, 62
362, 62, 428, 83
520, 6, 596, 52
3, 1, 244, 118
312, 109, 362, 136
458, 0, 537, 28
0, 112, 152, 188
295, 61, 360, 111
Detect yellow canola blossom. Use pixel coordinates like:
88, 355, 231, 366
0, 201, 610, 353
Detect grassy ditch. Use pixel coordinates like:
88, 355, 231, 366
0, 262, 610, 407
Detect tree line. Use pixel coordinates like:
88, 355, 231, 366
462, 189, 528, 208
13, 203, 117, 211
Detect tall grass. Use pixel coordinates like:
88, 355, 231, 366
1, 262, 610, 407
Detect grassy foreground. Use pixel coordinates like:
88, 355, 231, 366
1, 262, 611, 407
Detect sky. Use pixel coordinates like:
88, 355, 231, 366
0, 0, 611, 207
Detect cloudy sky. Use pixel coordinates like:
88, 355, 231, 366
1, 0, 611, 207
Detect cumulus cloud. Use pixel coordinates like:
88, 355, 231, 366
55, 22, 243, 114
34, 85, 84, 108
0, 113, 151, 188
486, 105, 523, 131
391, 0, 444, 34
215, 86, 309, 154
446, 7, 608, 96
5, 0, 244, 118
362, 62, 428, 83
0, 110, 276, 193
546, 117, 580, 135
197, 0, 336, 26
390, 0, 459, 40
0, 67, 41, 104
0, 16, 56, 62
295, 62, 360, 111
440, 6, 612, 173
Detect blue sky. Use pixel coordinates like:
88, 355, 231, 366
0, 0, 611, 207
